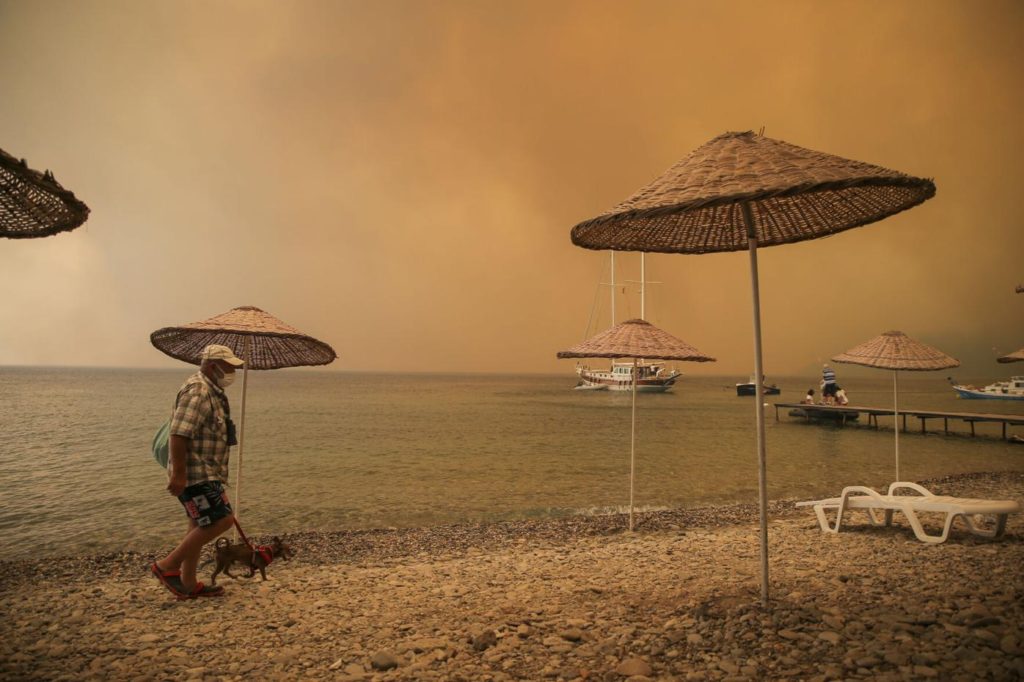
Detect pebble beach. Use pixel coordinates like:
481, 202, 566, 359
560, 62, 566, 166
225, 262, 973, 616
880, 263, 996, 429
2, 471, 1022, 682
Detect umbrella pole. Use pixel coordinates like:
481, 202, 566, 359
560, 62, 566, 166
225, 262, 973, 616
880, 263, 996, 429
235, 336, 251, 532
744, 203, 770, 606
629, 358, 637, 532
893, 370, 900, 482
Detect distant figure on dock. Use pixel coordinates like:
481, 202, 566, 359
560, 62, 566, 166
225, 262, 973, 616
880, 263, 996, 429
835, 387, 849, 406
821, 365, 838, 403
802, 388, 816, 404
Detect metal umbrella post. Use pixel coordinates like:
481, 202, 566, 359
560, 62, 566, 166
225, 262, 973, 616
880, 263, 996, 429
235, 335, 252, 525
893, 370, 900, 481
744, 202, 769, 602
629, 357, 638, 531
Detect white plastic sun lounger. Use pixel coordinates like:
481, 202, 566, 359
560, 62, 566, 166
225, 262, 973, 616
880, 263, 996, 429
796, 482, 1020, 544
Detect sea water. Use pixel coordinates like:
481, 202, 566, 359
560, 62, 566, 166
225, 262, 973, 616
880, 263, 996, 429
1, 367, 1022, 560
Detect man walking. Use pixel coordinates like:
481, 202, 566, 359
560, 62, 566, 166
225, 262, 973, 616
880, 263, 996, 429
151, 344, 243, 598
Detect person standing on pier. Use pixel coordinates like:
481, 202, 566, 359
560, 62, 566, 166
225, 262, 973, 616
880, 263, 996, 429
821, 365, 838, 403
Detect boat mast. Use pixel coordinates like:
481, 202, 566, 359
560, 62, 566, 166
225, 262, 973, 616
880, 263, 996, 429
610, 251, 616, 327
640, 252, 646, 320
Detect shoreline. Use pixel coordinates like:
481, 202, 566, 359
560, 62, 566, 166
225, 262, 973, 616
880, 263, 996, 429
2, 470, 1019, 581
1, 470, 1021, 681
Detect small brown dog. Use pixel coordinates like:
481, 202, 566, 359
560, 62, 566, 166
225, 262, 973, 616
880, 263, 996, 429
210, 536, 293, 585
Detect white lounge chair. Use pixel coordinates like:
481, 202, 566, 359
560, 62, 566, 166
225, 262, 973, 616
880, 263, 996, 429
796, 482, 1020, 544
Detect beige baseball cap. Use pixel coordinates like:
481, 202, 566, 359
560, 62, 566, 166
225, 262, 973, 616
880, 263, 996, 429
200, 344, 245, 366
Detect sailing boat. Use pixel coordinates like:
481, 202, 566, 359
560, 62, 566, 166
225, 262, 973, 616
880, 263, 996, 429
574, 253, 682, 392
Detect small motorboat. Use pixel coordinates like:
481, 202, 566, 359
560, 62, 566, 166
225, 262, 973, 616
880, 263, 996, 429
736, 375, 781, 396
573, 382, 608, 391
950, 376, 1024, 401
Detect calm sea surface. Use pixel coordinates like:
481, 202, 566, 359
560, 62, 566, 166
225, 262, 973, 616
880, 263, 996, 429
1, 367, 1022, 560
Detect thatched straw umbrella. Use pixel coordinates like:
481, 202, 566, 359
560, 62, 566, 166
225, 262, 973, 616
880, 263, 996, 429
997, 348, 1024, 363
832, 331, 959, 481
151, 306, 336, 520
1, 147, 90, 238
557, 318, 715, 531
570, 130, 935, 603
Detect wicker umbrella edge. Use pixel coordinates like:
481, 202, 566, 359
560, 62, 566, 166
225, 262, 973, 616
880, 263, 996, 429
150, 327, 337, 369
571, 177, 936, 254
0, 149, 91, 239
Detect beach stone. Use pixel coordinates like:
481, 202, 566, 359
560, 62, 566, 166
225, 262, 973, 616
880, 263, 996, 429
913, 665, 939, 678
615, 658, 652, 677
561, 628, 584, 642
404, 637, 447, 653
884, 651, 910, 666
1000, 634, 1021, 655
370, 651, 399, 671
821, 615, 843, 630
967, 616, 1001, 628
818, 631, 841, 645
973, 629, 999, 644
472, 630, 497, 651
343, 663, 365, 675
685, 634, 703, 646
718, 659, 739, 674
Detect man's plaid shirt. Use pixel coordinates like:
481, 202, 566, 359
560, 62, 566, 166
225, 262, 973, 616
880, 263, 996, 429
170, 371, 232, 486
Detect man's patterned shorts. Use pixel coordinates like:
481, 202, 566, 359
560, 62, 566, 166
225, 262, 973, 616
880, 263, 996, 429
177, 480, 232, 527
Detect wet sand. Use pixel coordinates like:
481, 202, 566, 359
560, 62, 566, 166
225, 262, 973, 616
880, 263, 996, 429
1, 471, 1022, 681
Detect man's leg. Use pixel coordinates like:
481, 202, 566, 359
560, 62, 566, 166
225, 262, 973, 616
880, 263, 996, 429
157, 513, 234, 590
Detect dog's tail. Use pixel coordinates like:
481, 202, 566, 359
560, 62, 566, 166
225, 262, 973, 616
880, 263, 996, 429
198, 536, 233, 569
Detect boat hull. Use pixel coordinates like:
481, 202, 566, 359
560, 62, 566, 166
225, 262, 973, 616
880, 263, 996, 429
789, 407, 860, 422
575, 366, 680, 393
952, 386, 1024, 401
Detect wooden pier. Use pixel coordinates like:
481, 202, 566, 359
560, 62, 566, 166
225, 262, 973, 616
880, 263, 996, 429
774, 402, 1024, 440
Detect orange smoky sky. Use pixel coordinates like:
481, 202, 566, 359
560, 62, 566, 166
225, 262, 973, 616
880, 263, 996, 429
1, 0, 1022, 377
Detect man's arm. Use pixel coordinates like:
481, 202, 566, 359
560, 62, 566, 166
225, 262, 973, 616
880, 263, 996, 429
167, 383, 208, 497
167, 435, 190, 497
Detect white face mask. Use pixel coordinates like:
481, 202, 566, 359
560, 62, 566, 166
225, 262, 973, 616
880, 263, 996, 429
217, 371, 237, 388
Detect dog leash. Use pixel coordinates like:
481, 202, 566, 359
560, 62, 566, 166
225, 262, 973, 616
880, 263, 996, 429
232, 517, 274, 566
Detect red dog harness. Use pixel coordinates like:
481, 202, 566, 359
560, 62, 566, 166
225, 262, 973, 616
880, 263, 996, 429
233, 518, 274, 566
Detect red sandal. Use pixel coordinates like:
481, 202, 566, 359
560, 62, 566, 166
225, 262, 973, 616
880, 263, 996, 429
150, 562, 186, 598
181, 582, 224, 599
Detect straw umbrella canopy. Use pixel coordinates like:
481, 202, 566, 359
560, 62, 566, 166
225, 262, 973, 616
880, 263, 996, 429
832, 331, 959, 481
570, 130, 935, 603
151, 306, 336, 519
1, 147, 90, 238
557, 318, 715, 531
997, 348, 1024, 363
